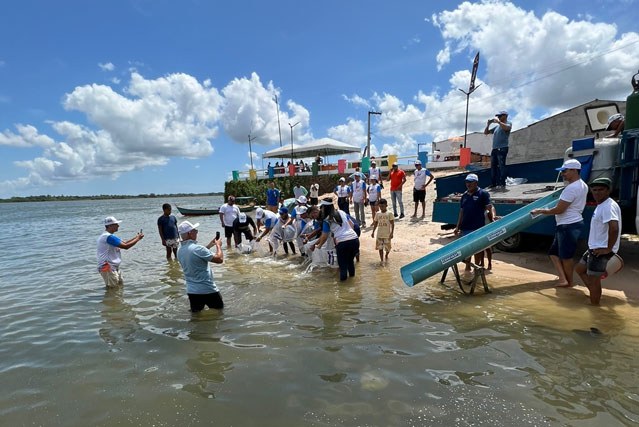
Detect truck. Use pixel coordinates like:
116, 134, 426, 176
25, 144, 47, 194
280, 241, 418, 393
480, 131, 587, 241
431, 72, 639, 252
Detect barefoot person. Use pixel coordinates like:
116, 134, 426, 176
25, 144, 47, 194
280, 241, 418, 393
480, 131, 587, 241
157, 203, 179, 260
531, 159, 588, 287
97, 216, 144, 288
371, 199, 394, 264
575, 178, 621, 305
454, 174, 494, 271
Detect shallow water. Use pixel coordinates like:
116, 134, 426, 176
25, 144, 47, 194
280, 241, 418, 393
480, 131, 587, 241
0, 197, 638, 426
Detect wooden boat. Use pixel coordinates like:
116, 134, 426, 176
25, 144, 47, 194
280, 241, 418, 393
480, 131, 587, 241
176, 197, 257, 216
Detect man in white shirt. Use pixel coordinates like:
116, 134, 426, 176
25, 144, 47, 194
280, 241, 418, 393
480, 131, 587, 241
368, 160, 380, 183
412, 160, 434, 218
575, 178, 621, 305
531, 159, 588, 287
309, 183, 320, 205
350, 174, 368, 227
219, 195, 240, 248
293, 183, 308, 200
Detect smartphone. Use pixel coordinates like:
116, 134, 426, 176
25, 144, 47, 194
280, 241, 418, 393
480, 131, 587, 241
215, 231, 220, 241
140, 229, 143, 234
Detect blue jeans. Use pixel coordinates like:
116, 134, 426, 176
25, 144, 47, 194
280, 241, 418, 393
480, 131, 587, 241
549, 221, 584, 259
491, 147, 508, 187
335, 238, 360, 281
391, 190, 404, 216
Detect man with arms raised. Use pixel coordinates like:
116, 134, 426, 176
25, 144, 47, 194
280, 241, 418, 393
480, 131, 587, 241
97, 216, 144, 288
176, 221, 224, 312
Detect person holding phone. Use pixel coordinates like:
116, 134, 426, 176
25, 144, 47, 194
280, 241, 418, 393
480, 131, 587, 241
176, 221, 225, 312
97, 216, 144, 289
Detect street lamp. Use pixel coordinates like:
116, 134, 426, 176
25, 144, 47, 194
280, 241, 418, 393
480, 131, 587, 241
288, 121, 300, 164
367, 111, 381, 158
248, 133, 257, 171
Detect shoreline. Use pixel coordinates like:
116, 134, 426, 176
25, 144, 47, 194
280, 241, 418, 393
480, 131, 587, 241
339, 171, 639, 304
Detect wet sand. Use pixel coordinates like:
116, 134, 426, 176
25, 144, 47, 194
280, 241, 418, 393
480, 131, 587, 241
328, 170, 639, 305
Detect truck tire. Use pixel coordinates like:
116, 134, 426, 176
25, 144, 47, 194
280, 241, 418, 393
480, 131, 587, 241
495, 233, 524, 252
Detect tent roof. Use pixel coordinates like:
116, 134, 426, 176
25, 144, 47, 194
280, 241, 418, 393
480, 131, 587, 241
263, 138, 361, 159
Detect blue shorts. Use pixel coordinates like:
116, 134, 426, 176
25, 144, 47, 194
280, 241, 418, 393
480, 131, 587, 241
549, 221, 583, 259
579, 250, 614, 276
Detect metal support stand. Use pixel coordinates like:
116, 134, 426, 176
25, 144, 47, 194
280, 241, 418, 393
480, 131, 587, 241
440, 263, 491, 295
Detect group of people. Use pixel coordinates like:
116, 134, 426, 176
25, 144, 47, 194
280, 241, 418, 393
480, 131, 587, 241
454, 157, 621, 306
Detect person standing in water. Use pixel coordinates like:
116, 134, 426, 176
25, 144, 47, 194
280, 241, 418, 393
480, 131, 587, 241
97, 216, 144, 288
157, 203, 179, 260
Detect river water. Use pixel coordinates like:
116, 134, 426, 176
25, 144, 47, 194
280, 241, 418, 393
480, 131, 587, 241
0, 196, 637, 426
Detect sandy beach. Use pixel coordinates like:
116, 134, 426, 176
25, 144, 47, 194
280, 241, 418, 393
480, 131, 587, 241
332, 171, 639, 305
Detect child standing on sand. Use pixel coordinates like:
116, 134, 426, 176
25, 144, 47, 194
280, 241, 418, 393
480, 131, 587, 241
371, 199, 394, 264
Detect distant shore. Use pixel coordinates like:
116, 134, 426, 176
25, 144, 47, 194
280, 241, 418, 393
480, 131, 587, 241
0, 192, 223, 203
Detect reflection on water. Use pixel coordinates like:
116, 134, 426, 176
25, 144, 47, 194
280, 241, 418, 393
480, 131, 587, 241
0, 197, 638, 426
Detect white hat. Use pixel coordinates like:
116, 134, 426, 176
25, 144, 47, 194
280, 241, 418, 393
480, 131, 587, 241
414, 160, 422, 165
255, 207, 264, 219
339, 177, 345, 182
319, 199, 334, 206
556, 159, 581, 171
297, 206, 308, 215
465, 173, 479, 182
103, 216, 122, 226
178, 220, 199, 235
296, 195, 307, 204
238, 213, 247, 223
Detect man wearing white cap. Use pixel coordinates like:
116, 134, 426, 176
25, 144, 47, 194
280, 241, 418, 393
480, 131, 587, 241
531, 159, 588, 287
334, 177, 351, 215
606, 113, 625, 138
176, 220, 224, 312
454, 174, 494, 270
412, 160, 434, 218
232, 212, 257, 247
484, 110, 512, 190
96, 216, 144, 288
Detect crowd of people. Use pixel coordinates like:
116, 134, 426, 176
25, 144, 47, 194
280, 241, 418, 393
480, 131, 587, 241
98, 110, 626, 310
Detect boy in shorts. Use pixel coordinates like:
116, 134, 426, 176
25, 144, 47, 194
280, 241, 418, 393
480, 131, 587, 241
371, 199, 394, 264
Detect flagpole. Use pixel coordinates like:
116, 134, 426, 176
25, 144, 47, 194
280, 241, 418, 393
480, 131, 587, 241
458, 52, 481, 149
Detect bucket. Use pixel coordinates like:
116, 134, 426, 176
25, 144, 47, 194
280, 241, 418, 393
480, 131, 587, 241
601, 254, 624, 280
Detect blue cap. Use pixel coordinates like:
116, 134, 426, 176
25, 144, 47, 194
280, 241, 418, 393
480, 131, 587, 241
278, 207, 288, 215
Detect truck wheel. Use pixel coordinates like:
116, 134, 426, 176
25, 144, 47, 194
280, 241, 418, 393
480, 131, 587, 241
496, 233, 523, 252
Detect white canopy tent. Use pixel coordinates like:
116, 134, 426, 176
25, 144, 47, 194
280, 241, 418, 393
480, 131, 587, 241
262, 138, 362, 160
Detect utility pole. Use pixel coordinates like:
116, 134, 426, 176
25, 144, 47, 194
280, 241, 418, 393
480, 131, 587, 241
248, 133, 257, 172
274, 95, 283, 147
288, 121, 300, 164
367, 111, 381, 158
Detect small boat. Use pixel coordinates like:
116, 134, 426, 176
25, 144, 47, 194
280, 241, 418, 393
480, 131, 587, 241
176, 197, 258, 216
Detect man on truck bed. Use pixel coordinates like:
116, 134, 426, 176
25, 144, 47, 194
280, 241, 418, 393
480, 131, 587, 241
484, 110, 512, 190
531, 159, 588, 288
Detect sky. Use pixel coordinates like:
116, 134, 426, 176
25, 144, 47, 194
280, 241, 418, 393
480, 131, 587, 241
1, 0, 638, 198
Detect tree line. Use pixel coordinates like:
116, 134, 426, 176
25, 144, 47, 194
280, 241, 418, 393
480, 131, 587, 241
0, 192, 224, 203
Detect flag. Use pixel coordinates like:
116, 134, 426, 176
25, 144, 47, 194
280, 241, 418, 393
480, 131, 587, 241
469, 51, 480, 91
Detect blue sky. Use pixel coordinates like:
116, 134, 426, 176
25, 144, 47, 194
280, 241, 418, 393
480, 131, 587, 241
1, 0, 638, 197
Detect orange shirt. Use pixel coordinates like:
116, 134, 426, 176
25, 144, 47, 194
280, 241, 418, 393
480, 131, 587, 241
389, 169, 406, 191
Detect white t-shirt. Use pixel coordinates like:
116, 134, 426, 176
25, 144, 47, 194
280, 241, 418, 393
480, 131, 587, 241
413, 168, 432, 190
367, 183, 381, 202
220, 203, 240, 227
556, 179, 588, 225
309, 184, 319, 198
369, 167, 380, 181
324, 211, 358, 244
588, 197, 622, 252
351, 180, 366, 203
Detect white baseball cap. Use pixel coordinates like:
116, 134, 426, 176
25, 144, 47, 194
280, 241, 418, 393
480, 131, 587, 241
465, 173, 479, 182
103, 216, 122, 226
255, 207, 264, 219
556, 159, 581, 171
178, 220, 199, 235
238, 213, 247, 223
296, 195, 307, 204
297, 206, 308, 215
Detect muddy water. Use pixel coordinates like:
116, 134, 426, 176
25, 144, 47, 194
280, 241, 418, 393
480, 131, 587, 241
0, 197, 637, 426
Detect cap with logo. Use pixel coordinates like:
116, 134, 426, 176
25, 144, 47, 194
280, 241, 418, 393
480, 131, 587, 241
103, 216, 122, 226
238, 213, 247, 223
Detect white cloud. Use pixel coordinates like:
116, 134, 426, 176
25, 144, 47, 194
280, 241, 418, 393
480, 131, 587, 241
342, 94, 370, 109
0, 124, 55, 148
98, 62, 115, 71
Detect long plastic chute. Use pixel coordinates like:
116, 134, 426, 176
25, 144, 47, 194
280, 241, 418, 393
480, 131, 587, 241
400, 189, 563, 287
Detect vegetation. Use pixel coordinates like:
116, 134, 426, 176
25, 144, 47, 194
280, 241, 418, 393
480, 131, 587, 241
0, 192, 223, 203
224, 175, 344, 204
